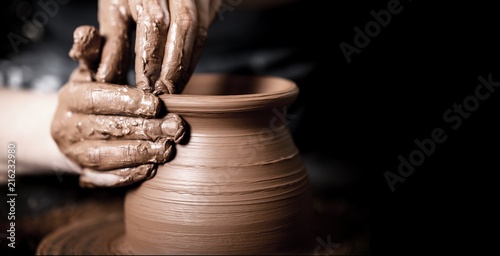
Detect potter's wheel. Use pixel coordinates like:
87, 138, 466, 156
35, 213, 131, 255
35, 197, 368, 255
36, 213, 313, 255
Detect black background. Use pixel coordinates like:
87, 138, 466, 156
320, 1, 500, 255
2, 0, 500, 255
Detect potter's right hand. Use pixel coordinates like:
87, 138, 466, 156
50, 81, 185, 188
95, 0, 222, 94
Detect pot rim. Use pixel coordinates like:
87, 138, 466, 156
160, 73, 299, 113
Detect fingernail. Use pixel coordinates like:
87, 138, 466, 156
131, 164, 157, 181
160, 114, 186, 143
146, 165, 157, 180
154, 80, 175, 95
137, 92, 161, 117
150, 139, 174, 163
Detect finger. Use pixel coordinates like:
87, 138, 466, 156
64, 138, 174, 171
208, 0, 223, 20
186, 0, 217, 79
96, 0, 132, 84
68, 25, 103, 82
61, 81, 161, 117
63, 112, 185, 142
128, 0, 140, 21
68, 25, 102, 69
79, 164, 156, 188
162, 113, 186, 143
155, 0, 198, 94
134, 0, 170, 93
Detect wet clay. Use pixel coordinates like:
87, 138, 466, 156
50, 79, 186, 186
90, 0, 222, 94
48, 1, 314, 252
52, 19, 188, 187
122, 74, 315, 255
58, 0, 223, 186
69, 25, 102, 82
44, 74, 315, 254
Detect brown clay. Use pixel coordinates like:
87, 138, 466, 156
92, 0, 222, 93
39, 74, 315, 255
50, 0, 225, 187
68, 25, 102, 82
50, 79, 187, 187
44, 0, 314, 252
121, 74, 314, 254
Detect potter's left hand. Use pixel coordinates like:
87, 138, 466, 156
51, 80, 186, 188
50, 19, 191, 188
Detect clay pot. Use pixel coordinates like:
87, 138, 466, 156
122, 74, 314, 255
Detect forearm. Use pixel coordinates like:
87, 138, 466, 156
0, 88, 78, 183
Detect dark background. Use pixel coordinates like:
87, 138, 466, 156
2, 0, 500, 255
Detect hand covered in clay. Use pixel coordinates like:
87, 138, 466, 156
51, 79, 185, 187
94, 0, 223, 94
51, 25, 185, 188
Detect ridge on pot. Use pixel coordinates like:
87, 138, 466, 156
122, 73, 315, 255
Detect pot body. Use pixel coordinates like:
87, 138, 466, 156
124, 74, 314, 254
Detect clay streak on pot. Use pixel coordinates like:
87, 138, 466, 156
124, 74, 313, 254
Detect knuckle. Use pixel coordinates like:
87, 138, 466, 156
76, 147, 101, 168
197, 27, 208, 38
146, 6, 169, 28
86, 155, 100, 167
196, 27, 208, 46
175, 8, 197, 30
50, 122, 64, 144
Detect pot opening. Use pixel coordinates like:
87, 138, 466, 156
161, 73, 298, 113
182, 73, 295, 96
